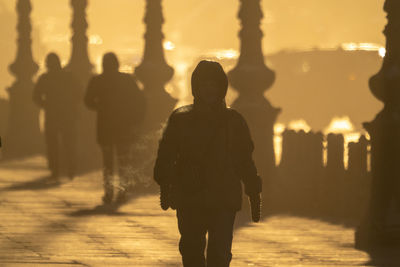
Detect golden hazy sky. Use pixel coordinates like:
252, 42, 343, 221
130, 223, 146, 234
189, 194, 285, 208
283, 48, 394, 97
0, 0, 386, 97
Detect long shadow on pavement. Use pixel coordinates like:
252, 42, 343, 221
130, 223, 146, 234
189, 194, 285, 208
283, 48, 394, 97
0, 175, 61, 192
69, 203, 166, 217
68, 183, 158, 217
0, 186, 180, 265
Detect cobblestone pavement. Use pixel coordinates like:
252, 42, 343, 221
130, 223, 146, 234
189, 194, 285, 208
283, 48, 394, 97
0, 156, 388, 266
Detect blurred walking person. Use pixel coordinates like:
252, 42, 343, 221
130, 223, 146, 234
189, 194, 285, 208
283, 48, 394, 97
85, 52, 145, 205
33, 53, 79, 180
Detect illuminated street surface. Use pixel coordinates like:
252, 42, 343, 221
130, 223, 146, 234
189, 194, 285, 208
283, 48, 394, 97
0, 156, 371, 266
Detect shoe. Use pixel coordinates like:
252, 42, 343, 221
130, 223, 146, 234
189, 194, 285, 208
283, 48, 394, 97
102, 192, 113, 205
115, 191, 128, 204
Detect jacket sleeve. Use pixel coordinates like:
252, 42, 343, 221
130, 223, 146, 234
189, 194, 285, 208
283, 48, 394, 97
84, 77, 99, 110
32, 76, 46, 108
233, 113, 262, 197
153, 113, 180, 186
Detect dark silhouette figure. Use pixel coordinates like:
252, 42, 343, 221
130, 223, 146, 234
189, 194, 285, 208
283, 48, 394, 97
33, 53, 79, 179
154, 61, 262, 267
85, 52, 145, 205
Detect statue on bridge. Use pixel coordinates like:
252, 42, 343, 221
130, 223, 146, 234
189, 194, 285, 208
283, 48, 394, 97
356, 0, 400, 250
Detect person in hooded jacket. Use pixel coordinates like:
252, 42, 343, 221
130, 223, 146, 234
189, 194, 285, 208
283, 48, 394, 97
33, 53, 79, 179
154, 60, 262, 267
85, 52, 146, 205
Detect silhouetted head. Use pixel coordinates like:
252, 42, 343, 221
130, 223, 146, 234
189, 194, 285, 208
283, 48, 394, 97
102, 52, 120, 73
191, 60, 228, 107
45, 53, 62, 72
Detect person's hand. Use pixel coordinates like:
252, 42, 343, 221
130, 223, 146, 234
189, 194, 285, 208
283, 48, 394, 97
249, 193, 261, 222
160, 185, 170, 211
160, 184, 177, 211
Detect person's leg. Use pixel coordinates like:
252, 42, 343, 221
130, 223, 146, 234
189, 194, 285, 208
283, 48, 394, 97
62, 123, 77, 179
177, 208, 207, 267
101, 145, 114, 204
206, 209, 236, 267
45, 122, 59, 178
115, 143, 132, 203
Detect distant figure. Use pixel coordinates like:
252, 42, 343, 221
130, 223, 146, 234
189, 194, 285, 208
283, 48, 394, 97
33, 53, 79, 179
85, 52, 145, 205
154, 60, 262, 267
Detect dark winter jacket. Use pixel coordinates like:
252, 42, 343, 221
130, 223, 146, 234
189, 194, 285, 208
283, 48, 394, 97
155, 61, 261, 211
85, 72, 145, 145
154, 103, 261, 211
33, 70, 79, 126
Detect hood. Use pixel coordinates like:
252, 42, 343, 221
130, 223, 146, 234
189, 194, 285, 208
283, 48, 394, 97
191, 60, 228, 102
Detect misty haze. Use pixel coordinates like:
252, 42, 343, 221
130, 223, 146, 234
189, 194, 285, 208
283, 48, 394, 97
0, 0, 399, 266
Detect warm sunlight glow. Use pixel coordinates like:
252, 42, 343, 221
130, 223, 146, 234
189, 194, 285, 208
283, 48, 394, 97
358, 43, 382, 51
274, 135, 282, 166
120, 64, 133, 73
163, 41, 176, 51
341, 43, 385, 57
89, 34, 103, 45
0, 2, 391, 264
342, 43, 358, 51
175, 62, 188, 75
324, 116, 354, 133
274, 123, 286, 135
213, 49, 239, 60
379, 47, 386, 58
273, 123, 286, 165
94, 55, 106, 74
288, 119, 311, 132
345, 132, 362, 145
324, 116, 367, 169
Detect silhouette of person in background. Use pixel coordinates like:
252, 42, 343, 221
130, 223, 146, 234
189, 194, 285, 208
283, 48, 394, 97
33, 53, 79, 179
154, 60, 262, 267
85, 52, 145, 205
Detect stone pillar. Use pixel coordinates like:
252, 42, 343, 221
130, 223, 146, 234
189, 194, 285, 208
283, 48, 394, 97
4, 0, 42, 158
66, 0, 100, 172
324, 133, 346, 216
348, 135, 368, 176
228, 0, 281, 198
347, 135, 369, 220
356, 0, 400, 249
135, 0, 176, 133
326, 133, 345, 173
66, 0, 92, 83
307, 132, 324, 172
279, 129, 297, 170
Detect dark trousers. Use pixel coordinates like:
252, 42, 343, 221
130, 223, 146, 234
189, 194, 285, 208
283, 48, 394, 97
45, 122, 77, 177
177, 208, 236, 267
101, 143, 132, 194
